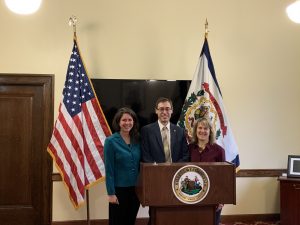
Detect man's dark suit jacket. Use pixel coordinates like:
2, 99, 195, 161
141, 121, 189, 163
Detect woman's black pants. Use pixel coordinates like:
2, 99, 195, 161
109, 186, 140, 225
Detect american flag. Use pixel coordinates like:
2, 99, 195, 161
47, 40, 111, 208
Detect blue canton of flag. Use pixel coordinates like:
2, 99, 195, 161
63, 44, 94, 116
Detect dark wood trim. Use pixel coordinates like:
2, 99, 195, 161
52, 220, 106, 225
236, 169, 286, 177
52, 214, 280, 225
222, 213, 280, 223
52, 173, 62, 181
52, 169, 286, 181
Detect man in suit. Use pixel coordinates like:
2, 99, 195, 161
141, 97, 189, 163
141, 97, 189, 225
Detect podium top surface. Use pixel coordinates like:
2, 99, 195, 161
140, 161, 233, 167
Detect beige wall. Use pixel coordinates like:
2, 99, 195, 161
1, 0, 300, 220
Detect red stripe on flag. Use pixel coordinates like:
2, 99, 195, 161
91, 98, 111, 137
48, 143, 82, 206
81, 102, 103, 179
70, 113, 91, 184
73, 113, 83, 135
85, 98, 106, 160
58, 110, 85, 171
52, 125, 85, 196
73, 112, 102, 183
82, 134, 102, 182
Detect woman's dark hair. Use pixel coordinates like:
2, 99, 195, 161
112, 107, 139, 142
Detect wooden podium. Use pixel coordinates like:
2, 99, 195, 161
136, 162, 236, 225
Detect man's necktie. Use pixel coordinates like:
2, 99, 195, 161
162, 126, 171, 162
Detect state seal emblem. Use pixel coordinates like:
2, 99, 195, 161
177, 82, 228, 141
172, 165, 210, 204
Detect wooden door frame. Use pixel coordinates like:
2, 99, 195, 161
0, 74, 54, 225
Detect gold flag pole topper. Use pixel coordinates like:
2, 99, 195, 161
205, 18, 209, 38
68, 15, 77, 40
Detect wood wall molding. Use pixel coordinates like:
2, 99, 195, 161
221, 213, 280, 223
52, 173, 62, 181
52, 169, 286, 181
52, 214, 280, 225
236, 169, 285, 177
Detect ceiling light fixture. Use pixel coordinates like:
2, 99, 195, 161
286, 0, 300, 23
5, 0, 42, 15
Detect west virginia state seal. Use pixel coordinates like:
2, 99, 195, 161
172, 165, 210, 204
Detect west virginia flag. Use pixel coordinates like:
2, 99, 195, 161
178, 37, 240, 169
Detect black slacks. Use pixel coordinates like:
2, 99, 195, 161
109, 186, 140, 225
215, 208, 222, 225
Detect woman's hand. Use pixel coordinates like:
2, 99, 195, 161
108, 195, 119, 204
216, 204, 224, 211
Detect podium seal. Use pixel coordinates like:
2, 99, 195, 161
172, 165, 210, 204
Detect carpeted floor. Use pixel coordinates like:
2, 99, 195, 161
221, 222, 280, 225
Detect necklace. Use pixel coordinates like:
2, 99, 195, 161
198, 142, 207, 152
120, 132, 131, 144
198, 147, 204, 153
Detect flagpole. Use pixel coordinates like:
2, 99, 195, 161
205, 18, 209, 38
86, 189, 91, 225
68, 15, 90, 225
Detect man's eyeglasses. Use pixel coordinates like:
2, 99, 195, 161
156, 107, 172, 112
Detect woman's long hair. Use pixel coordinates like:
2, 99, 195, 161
112, 107, 139, 142
191, 117, 216, 145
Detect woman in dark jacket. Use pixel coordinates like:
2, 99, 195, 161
104, 107, 140, 225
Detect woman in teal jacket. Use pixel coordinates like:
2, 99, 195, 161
104, 107, 140, 225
